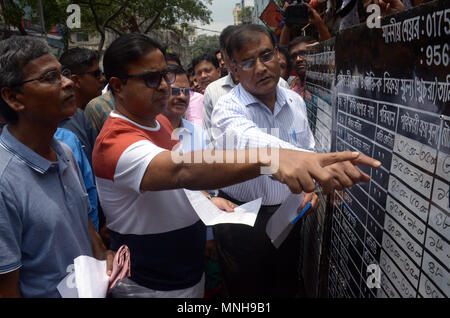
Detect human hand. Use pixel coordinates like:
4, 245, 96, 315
272, 150, 381, 194
298, 191, 319, 215
323, 153, 378, 191
376, 0, 405, 16
305, 2, 324, 27
210, 197, 237, 212
94, 250, 116, 276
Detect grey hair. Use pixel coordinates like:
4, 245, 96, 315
0, 36, 50, 123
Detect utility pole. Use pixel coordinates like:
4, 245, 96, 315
37, 0, 46, 38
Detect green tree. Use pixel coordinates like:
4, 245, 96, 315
0, 0, 212, 52
189, 34, 219, 59
237, 6, 253, 24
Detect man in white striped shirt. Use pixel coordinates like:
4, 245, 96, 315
210, 24, 368, 297
202, 25, 291, 138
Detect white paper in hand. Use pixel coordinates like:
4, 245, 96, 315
266, 193, 303, 246
74, 255, 109, 298
184, 189, 262, 226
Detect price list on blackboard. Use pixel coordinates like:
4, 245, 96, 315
328, 0, 449, 298
303, 39, 336, 297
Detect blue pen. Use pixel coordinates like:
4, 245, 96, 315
272, 202, 312, 249
292, 202, 312, 224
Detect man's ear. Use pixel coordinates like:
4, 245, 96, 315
108, 77, 123, 96
1, 87, 25, 113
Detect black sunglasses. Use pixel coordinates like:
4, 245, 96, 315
122, 70, 176, 88
171, 86, 194, 97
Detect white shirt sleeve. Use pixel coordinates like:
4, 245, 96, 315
114, 140, 166, 194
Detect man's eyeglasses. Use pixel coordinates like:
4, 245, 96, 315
21, 69, 71, 85
121, 70, 176, 89
234, 49, 277, 71
75, 69, 104, 80
170, 86, 194, 97
290, 51, 307, 61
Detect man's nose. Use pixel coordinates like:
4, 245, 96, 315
254, 57, 268, 73
99, 72, 106, 84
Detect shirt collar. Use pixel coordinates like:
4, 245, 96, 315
179, 118, 194, 135
0, 125, 69, 174
223, 73, 236, 88
237, 83, 289, 116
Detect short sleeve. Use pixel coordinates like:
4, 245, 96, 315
0, 190, 22, 274
114, 140, 166, 194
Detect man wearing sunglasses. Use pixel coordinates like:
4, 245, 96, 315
0, 36, 114, 298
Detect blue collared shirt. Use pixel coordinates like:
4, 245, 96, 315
175, 118, 211, 153
0, 126, 93, 297
211, 83, 315, 205
54, 128, 99, 231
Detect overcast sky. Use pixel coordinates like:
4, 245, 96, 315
196, 0, 237, 36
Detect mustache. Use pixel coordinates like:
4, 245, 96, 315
170, 98, 188, 107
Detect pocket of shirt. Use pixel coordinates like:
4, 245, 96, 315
290, 129, 311, 147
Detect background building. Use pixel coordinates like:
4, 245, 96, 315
233, 3, 242, 25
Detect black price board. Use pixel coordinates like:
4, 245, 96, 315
306, 0, 449, 298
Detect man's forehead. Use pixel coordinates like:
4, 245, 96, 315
127, 49, 166, 73
290, 41, 310, 52
195, 60, 215, 70
174, 74, 190, 87
234, 33, 273, 59
24, 54, 60, 75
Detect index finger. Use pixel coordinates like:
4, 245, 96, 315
351, 153, 382, 168
317, 151, 361, 167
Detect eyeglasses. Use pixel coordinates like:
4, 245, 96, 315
290, 51, 307, 61
21, 68, 72, 85
171, 86, 194, 97
75, 69, 104, 80
234, 49, 276, 71
122, 70, 176, 89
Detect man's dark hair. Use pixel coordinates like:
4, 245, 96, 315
219, 25, 239, 51
226, 24, 276, 61
191, 53, 219, 71
278, 45, 292, 76
166, 52, 181, 66
168, 64, 188, 79
59, 47, 100, 74
0, 36, 50, 123
288, 35, 317, 52
103, 33, 165, 93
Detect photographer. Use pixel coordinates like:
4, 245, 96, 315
279, 0, 331, 46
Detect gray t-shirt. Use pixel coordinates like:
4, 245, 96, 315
0, 126, 93, 297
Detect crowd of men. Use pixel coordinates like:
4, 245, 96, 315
0, 4, 390, 298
